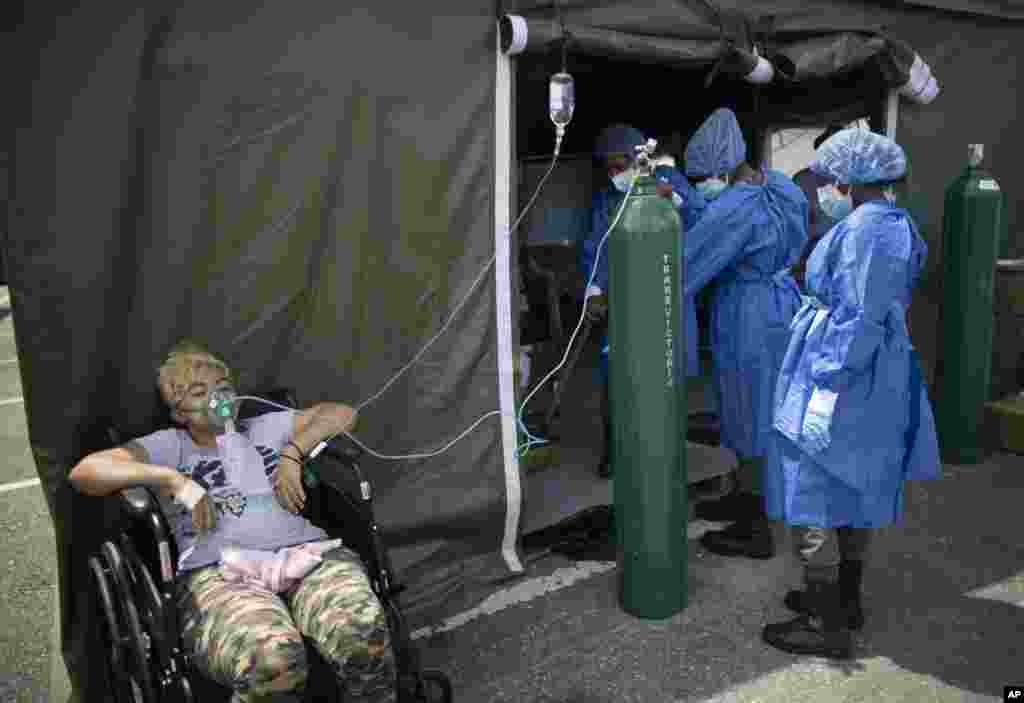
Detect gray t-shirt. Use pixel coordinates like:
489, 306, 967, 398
133, 410, 328, 572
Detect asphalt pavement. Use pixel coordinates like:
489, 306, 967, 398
415, 453, 1023, 702
0, 287, 62, 703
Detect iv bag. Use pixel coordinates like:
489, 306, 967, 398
549, 72, 575, 129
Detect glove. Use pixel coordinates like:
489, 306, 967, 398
801, 385, 839, 454
586, 294, 608, 323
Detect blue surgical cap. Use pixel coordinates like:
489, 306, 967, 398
594, 124, 646, 162
811, 128, 907, 185
684, 108, 746, 178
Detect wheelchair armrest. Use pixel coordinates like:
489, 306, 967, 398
120, 486, 159, 518
313, 434, 364, 465
118, 486, 178, 584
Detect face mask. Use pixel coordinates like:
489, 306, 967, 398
206, 386, 238, 427
611, 168, 636, 193
882, 187, 897, 205
175, 376, 237, 426
817, 184, 853, 221
696, 177, 728, 201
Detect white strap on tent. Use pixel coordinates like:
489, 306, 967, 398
504, 15, 528, 56
899, 53, 940, 105
744, 46, 774, 84
494, 28, 524, 575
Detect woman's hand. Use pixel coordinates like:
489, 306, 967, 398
167, 472, 217, 532
274, 448, 306, 514
191, 494, 218, 533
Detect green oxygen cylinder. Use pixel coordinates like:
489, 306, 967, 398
607, 140, 687, 619
935, 144, 1007, 464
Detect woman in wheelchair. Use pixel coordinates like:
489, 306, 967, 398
70, 340, 397, 703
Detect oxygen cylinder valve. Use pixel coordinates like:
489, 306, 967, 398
634, 139, 658, 175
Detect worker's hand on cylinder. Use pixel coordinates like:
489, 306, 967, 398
586, 294, 609, 322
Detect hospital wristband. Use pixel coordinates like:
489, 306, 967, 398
172, 478, 206, 511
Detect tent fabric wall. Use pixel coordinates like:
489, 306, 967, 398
899, 0, 1024, 20
9, 2, 505, 700
503, 0, 916, 84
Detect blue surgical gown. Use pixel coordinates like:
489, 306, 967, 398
682, 169, 807, 466
772, 201, 941, 527
581, 168, 707, 382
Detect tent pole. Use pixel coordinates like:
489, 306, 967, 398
494, 24, 524, 574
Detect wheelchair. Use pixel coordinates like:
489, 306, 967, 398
87, 389, 453, 702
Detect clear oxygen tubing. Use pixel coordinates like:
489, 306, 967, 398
229, 169, 633, 463
229, 140, 565, 462
228, 151, 637, 463
354, 140, 563, 415
516, 171, 637, 455
234, 394, 502, 461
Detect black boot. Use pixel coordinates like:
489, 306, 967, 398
783, 560, 865, 629
763, 579, 853, 659
699, 516, 775, 559
694, 490, 763, 522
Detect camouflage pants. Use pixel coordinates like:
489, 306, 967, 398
175, 546, 397, 702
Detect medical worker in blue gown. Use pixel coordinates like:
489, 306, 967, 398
580, 124, 706, 478
680, 108, 808, 560
762, 128, 940, 660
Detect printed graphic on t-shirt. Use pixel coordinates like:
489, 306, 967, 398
177, 444, 280, 520
256, 444, 279, 479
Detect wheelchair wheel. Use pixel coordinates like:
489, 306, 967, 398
118, 536, 171, 656
102, 542, 160, 703
418, 670, 453, 703
90, 555, 137, 703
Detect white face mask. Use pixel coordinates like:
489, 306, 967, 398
611, 168, 636, 193
882, 187, 897, 205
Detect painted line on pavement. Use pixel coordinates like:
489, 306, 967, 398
411, 560, 618, 640
0, 396, 24, 406
965, 571, 1024, 608
411, 519, 725, 640
0, 478, 41, 494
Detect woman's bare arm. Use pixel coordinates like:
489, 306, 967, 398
69, 442, 185, 498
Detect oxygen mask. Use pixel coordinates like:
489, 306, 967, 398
207, 385, 239, 429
